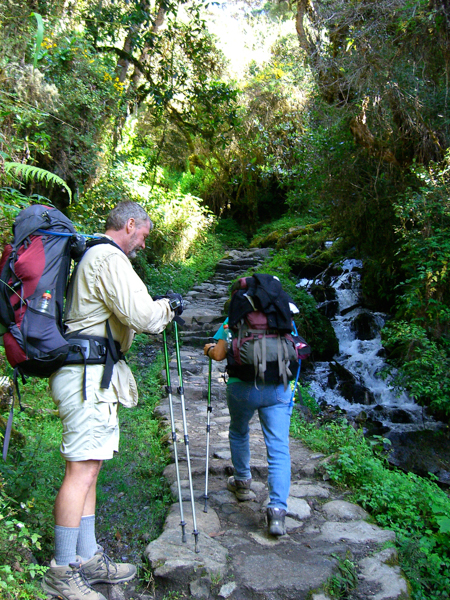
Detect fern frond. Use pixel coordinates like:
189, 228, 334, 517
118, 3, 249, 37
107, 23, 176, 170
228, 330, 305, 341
3, 162, 72, 202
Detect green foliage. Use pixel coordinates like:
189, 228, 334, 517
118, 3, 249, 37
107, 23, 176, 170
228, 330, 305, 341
295, 385, 320, 415
30, 12, 44, 69
0, 477, 47, 599
290, 413, 450, 599
165, 166, 217, 200
3, 162, 72, 202
381, 321, 450, 416
135, 231, 223, 296
69, 157, 220, 270
393, 161, 450, 337
324, 552, 358, 599
215, 218, 249, 249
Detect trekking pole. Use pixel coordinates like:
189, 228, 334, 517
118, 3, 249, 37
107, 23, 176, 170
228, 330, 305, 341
203, 356, 212, 513
173, 320, 200, 553
162, 328, 187, 543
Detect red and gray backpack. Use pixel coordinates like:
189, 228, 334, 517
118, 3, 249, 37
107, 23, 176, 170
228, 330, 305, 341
226, 274, 311, 387
0, 204, 122, 458
0, 205, 82, 378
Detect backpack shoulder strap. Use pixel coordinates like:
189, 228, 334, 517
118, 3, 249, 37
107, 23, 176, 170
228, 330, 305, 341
84, 236, 125, 255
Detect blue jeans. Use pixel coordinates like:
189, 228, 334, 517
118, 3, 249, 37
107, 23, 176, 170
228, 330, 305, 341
226, 381, 293, 511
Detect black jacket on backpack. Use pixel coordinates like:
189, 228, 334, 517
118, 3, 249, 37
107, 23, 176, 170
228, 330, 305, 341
228, 274, 295, 333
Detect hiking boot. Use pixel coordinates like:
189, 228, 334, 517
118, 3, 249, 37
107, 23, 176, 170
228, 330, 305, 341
227, 476, 253, 501
267, 507, 287, 536
42, 560, 107, 600
79, 548, 136, 584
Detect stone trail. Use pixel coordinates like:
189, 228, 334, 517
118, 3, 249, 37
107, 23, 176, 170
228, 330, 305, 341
99, 249, 411, 600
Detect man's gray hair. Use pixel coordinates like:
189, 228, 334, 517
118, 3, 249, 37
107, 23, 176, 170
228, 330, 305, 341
105, 201, 153, 231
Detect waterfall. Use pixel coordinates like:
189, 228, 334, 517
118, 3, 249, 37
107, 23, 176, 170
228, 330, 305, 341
298, 259, 439, 434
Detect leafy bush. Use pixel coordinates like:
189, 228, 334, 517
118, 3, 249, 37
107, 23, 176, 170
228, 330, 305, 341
134, 231, 223, 296
381, 320, 450, 416
290, 413, 450, 600
393, 161, 450, 339
215, 218, 249, 249
0, 477, 47, 599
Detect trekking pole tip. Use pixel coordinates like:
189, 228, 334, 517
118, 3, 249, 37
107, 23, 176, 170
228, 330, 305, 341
193, 531, 200, 553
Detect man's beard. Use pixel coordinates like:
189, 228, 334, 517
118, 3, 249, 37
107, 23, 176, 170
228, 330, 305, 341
127, 232, 140, 259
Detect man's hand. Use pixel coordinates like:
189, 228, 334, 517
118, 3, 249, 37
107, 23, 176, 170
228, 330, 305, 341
153, 293, 184, 316
166, 293, 184, 316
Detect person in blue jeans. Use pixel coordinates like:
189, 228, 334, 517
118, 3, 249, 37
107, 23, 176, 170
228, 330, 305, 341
203, 319, 293, 536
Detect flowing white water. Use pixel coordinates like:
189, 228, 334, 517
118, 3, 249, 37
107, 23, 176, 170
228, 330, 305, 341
299, 259, 438, 432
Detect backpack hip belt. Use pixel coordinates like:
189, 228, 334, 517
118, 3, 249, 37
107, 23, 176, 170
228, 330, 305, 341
64, 321, 124, 401
65, 335, 124, 365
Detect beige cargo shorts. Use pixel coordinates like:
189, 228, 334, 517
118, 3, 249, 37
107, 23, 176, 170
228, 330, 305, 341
50, 364, 119, 461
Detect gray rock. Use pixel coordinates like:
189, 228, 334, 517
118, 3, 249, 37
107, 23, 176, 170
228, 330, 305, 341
209, 490, 239, 505
169, 480, 205, 502
218, 582, 237, 598
286, 496, 312, 520
359, 548, 410, 600
232, 551, 335, 595
322, 500, 369, 521
213, 450, 231, 460
190, 577, 211, 599
248, 531, 288, 546
145, 529, 228, 581
285, 516, 303, 532
290, 482, 331, 499
250, 481, 267, 494
165, 502, 221, 536
315, 521, 396, 544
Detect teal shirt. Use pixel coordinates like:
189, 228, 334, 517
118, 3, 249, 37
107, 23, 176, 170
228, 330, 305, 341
213, 318, 240, 384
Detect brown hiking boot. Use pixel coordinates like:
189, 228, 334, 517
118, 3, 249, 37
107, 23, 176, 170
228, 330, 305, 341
42, 560, 107, 600
227, 476, 254, 501
267, 507, 287, 536
79, 549, 136, 585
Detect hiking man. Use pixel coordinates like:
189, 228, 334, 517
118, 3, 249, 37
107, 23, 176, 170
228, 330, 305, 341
203, 275, 299, 537
42, 201, 182, 600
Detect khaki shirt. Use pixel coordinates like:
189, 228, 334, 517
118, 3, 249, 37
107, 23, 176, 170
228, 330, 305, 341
52, 238, 174, 407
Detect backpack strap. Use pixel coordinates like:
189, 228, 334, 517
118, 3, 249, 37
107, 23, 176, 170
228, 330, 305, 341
278, 336, 293, 391
101, 320, 120, 390
2, 369, 25, 460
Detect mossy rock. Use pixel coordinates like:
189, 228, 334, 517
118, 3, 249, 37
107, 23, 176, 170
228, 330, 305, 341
293, 291, 339, 360
251, 220, 328, 250
275, 221, 328, 250
250, 230, 282, 248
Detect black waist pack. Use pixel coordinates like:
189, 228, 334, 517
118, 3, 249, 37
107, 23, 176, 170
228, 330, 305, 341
64, 322, 124, 400
65, 335, 123, 365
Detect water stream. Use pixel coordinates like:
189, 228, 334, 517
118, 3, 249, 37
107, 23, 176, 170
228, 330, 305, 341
298, 259, 439, 434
